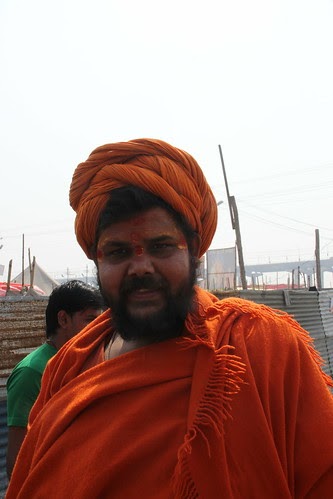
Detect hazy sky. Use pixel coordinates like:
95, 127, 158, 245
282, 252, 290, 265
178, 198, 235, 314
1, 0, 332, 280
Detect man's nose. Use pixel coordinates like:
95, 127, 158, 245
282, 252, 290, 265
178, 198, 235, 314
127, 252, 155, 276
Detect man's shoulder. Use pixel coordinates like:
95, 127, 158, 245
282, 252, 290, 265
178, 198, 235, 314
195, 288, 301, 346
196, 288, 281, 319
7, 359, 43, 397
211, 294, 297, 334
11, 343, 56, 376
216, 296, 283, 317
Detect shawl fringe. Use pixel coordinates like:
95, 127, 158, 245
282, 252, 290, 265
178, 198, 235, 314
172, 308, 246, 497
172, 293, 333, 497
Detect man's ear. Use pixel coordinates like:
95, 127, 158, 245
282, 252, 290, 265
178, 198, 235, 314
57, 310, 69, 329
190, 233, 201, 258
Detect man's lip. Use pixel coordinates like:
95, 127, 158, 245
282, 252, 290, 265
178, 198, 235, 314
127, 288, 162, 300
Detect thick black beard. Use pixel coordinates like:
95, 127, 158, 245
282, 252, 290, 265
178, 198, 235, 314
97, 262, 197, 343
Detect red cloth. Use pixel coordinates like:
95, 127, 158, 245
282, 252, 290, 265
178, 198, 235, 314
7, 288, 333, 498
69, 139, 217, 258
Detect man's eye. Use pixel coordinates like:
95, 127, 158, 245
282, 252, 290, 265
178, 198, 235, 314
105, 248, 131, 259
112, 248, 128, 255
150, 243, 176, 254
153, 242, 172, 249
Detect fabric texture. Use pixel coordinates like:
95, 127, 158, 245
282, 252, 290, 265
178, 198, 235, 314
6, 343, 56, 427
69, 138, 217, 259
6, 288, 333, 498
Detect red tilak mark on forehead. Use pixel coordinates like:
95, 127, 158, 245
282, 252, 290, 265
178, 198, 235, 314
130, 232, 140, 244
134, 245, 144, 256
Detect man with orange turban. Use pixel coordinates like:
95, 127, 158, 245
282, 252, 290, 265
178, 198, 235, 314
7, 139, 333, 498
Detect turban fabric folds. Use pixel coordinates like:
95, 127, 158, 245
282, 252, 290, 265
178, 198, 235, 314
69, 138, 217, 258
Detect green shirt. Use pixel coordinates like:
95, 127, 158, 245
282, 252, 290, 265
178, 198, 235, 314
6, 343, 57, 427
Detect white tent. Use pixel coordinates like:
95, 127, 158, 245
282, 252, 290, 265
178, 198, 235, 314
12, 262, 59, 296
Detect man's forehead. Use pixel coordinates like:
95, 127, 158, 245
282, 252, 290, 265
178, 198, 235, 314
100, 208, 182, 239
99, 228, 182, 245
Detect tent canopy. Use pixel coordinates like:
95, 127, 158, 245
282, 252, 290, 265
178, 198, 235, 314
12, 262, 59, 296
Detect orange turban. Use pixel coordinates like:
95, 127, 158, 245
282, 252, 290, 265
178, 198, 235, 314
69, 138, 217, 258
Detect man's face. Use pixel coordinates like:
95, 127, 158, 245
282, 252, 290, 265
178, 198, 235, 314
96, 207, 198, 341
67, 307, 103, 338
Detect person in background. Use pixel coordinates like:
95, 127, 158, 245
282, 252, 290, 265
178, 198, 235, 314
7, 139, 333, 498
6, 279, 104, 479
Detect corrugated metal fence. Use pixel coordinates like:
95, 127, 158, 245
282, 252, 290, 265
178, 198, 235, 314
237, 289, 333, 379
0, 290, 333, 496
0, 297, 47, 400
0, 401, 8, 498
0, 296, 47, 497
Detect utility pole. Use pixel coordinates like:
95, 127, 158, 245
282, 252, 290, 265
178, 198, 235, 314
315, 229, 322, 290
6, 259, 12, 293
30, 256, 36, 290
21, 233, 25, 289
218, 145, 247, 289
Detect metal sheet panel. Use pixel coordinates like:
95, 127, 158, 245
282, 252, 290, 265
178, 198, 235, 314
0, 400, 8, 498
0, 297, 47, 495
318, 290, 333, 376
239, 290, 322, 332
0, 297, 47, 400
238, 289, 333, 379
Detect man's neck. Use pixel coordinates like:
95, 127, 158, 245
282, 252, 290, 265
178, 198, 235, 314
46, 336, 59, 350
104, 331, 151, 360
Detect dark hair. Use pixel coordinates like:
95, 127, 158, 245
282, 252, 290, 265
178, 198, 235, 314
94, 186, 198, 256
45, 280, 104, 337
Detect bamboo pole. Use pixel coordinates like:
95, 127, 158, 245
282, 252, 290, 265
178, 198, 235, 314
6, 259, 12, 293
229, 196, 247, 289
218, 145, 247, 289
315, 229, 322, 290
21, 234, 25, 289
28, 247, 32, 287
30, 256, 36, 289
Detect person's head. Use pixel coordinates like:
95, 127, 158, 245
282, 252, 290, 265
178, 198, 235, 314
69, 139, 217, 342
45, 280, 104, 343
93, 186, 200, 341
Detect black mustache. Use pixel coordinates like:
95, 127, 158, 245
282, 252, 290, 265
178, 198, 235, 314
121, 275, 165, 294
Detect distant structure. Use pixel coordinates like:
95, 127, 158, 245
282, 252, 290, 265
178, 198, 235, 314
12, 262, 59, 296
243, 257, 333, 289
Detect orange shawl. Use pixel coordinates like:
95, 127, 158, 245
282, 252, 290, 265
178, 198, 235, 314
69, 139, 217, 259
7, 288, 333, 498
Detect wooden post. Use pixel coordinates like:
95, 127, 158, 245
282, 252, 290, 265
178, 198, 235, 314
315, 229, 322, 290
28, 248, 32, 287
6, 259, 12, 293
297, 266, 301, 289
233, 247, 237, 290
218, 145, 235, 229
218, 145, 247, 289
229, 196, 248, 289
21, 233, 25, 289
30, 256, 36, 289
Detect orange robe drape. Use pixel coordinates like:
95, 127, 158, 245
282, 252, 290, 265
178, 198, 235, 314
7, 288, 333, 498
